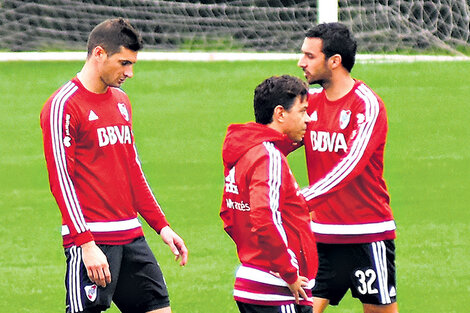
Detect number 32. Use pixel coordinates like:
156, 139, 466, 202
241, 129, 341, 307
355, 269, 379, 295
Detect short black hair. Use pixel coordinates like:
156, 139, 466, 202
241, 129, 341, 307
305, 22, 357, 72
254, 75, 308, 125
87, 18, 143, 57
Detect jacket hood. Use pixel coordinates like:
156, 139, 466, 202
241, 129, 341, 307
222, 122, 298, 170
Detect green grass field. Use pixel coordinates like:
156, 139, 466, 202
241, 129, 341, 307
0, 59, 469, 312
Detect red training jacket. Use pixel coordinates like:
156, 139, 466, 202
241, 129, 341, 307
301, 80, 396, 244
40, 77, 169, 248
220, 122, 318, 306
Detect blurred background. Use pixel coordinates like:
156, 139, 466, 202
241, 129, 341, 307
0, 0, 469, 55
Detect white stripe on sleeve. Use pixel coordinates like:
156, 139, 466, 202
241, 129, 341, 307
302, 83, 380, 201
263, 142, 298, 270
263, 142, 288, 244
50, 82, 89, 234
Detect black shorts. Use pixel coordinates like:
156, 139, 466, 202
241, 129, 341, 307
64, 237, 169, 313
312, 240, 397, 306
237, 301, 312, 313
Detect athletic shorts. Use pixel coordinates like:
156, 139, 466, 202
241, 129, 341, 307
236, 301, 312, 313
64, 237, 169, 313
312, 240, 397, 306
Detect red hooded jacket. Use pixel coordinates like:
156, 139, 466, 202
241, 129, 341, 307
220, 122, 317, 306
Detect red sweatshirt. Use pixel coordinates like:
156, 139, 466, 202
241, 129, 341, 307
302, 80, 396, 244
220, 122, 317, 306
40, 77, 169, 248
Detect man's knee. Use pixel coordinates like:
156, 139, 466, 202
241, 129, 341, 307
363, 302, 398, 313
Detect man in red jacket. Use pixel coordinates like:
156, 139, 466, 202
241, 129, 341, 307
298, 23, 398, 313
40, 18, 187, 313
220, 75, 317, 313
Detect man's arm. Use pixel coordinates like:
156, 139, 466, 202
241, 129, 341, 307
302, 90, 388, 202
160, 226, 188, 266
40, 92, 94, 246
287, 276, 310, 304
249, 143, 299, 285
81, 241, 112, 287
129, 142, 188, 265
40, 88, 110, 286
129, 143, 170, 232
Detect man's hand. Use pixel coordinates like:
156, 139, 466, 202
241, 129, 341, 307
287, 275, 309, 304
160, 226, 188, 266
81, 241, 111, 287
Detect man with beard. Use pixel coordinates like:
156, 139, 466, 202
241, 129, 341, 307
297, 23, 398, 313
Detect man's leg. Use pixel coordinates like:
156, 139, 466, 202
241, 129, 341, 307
113, 237, 170, 313
351, 241, 397, 313
312, 297, 329, 313
363, 302, 398, 313
312, 243, 350, 313
64, 245, 122, 313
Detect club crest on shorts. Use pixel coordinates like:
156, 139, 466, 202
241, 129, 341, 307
84, 284, 98, 302
339, 110, 351, 129
118, 103, 129, 121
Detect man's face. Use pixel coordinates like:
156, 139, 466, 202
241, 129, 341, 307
282, 95, 311, 143
99, 46, 137, 88
298, 37, 331, 86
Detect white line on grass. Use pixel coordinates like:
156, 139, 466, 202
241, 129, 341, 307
0, 51, 469, 63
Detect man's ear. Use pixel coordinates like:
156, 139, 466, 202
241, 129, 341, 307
328, 54, 342, 70
273, 105, 285, 123
92, 45, 107, 61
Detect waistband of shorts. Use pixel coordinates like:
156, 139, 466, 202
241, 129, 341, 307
62, 217, 142, 236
